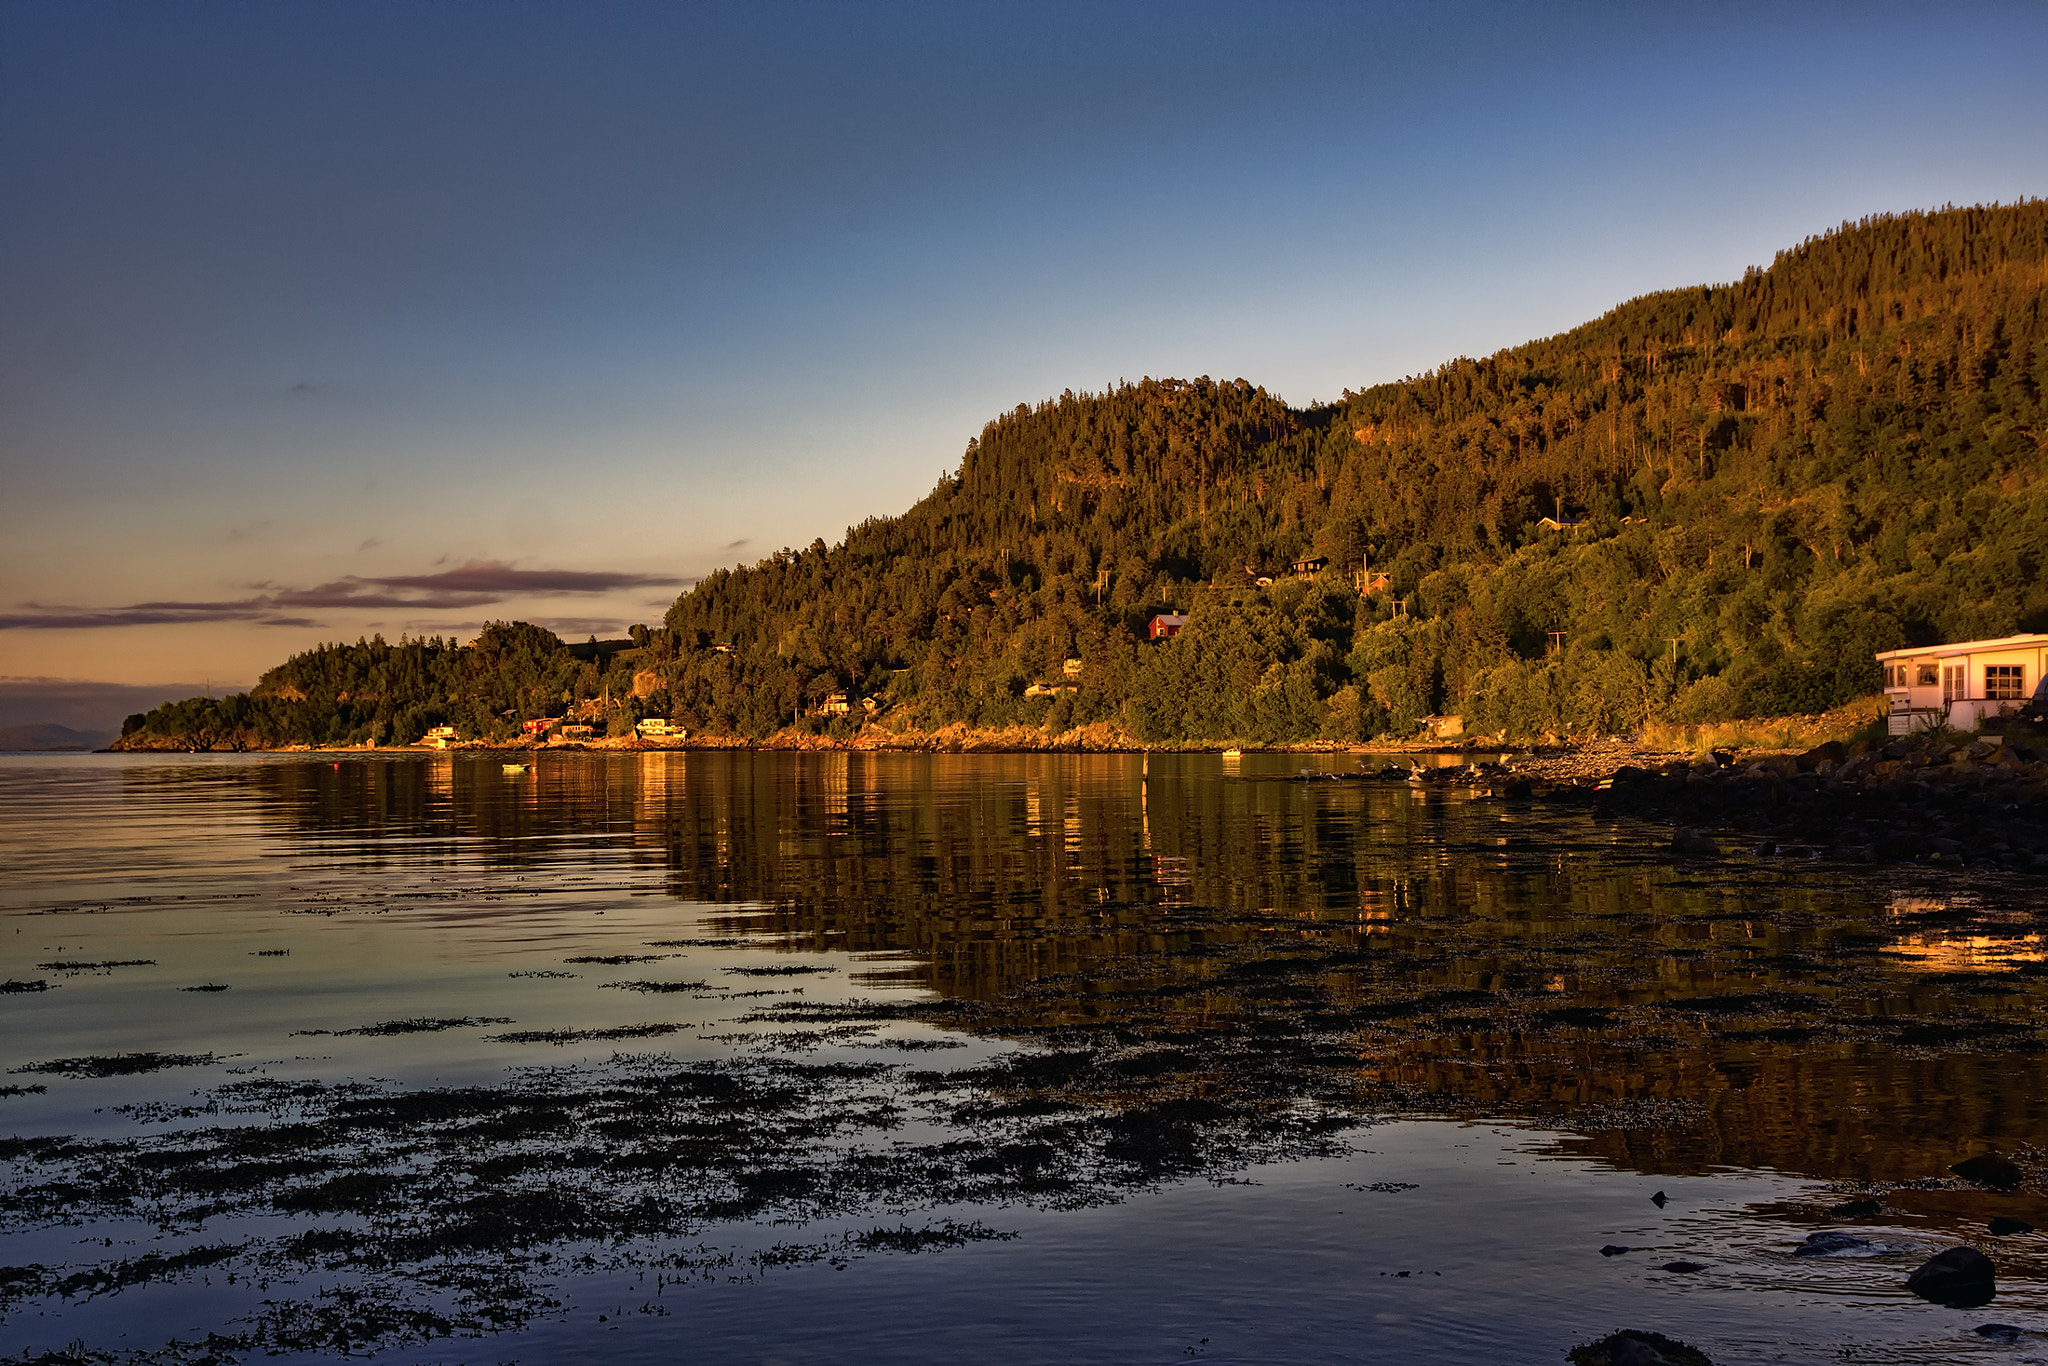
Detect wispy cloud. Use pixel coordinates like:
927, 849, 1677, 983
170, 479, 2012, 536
0, 561, 686, 630
360, 564, 682, 595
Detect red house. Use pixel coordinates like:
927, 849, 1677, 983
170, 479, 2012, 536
1148, 613, 1189, 641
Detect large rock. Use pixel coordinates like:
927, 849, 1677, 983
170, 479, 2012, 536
1793, 1231, 1870, 1257
1907, 1246, 1996, 1307
1952, 1154, 2024, 1191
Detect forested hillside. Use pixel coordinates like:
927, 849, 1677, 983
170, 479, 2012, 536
123, 202, 2048, 748
660, 201, 2048, 742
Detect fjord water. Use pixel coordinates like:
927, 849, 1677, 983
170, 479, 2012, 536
2, 751, 2045, 1364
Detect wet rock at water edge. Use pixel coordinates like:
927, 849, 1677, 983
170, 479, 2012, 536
1988, 1217, 2034, 1236
1826, 1198, 1882, 1219
1656, 1260, 1708, 1273
1952, 1154, 2025, 1191
1669, 827, 1719, 859
1650, 1190, 1669, 1207
1599, 1244, 1632, 1256
1568, 1329, 1714, 1366
1907, 1247, 1996, 1307
1974, 1324, 2025, 1342
1792, 1231, 1870, 1257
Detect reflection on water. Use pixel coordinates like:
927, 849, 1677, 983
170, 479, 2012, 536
2, 751, 2046, 1364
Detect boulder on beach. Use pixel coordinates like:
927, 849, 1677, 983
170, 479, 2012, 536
1988, 1217, 2034, 1236
1567, 1329, 1714, 1366
1907, 1246, 1996, 1307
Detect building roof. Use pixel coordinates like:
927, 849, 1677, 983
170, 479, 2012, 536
1150, 613, 1189, 625
1875, 633, 2048, 662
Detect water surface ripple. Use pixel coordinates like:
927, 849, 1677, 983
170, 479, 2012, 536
2, 751, 2044, 1364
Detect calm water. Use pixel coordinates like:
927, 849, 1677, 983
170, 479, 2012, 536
2, 750, 2045, 1364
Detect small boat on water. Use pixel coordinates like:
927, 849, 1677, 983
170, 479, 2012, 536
1220, 748, 1243, 758
502, 762, 528, 774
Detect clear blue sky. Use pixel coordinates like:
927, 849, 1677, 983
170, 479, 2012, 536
4, 0, 2046, 700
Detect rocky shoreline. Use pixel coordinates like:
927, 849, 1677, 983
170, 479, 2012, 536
1484, 730, 2048, 876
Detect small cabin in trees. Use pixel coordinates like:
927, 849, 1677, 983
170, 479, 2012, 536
1292, 556, 1329, 580
1148, 613, 1189, 641
635, 718, 683, 738
1877, 634, 2048, 734
1537, 516, 1585, 532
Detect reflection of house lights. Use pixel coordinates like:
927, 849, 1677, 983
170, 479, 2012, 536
1886, 894, 2046, 971
1891, 933, 2046, 973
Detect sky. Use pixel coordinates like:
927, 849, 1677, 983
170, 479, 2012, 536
4, 0, 2047, 723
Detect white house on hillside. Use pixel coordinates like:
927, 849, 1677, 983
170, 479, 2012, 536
1876, 633, 2048, 734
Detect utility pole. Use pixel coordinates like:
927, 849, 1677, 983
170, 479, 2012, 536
1662, 636, 1683, 665
1547, 631, 1565, 656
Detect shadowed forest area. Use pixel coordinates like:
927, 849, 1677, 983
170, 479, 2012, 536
122, 203, 2048, 749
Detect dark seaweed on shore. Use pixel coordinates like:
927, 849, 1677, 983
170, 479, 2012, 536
291, 1017, 513, 1037
0, 1015, 1360, 1360
488, 1023, 686, 1044
601, 980, 710, 994
11, 1052, 221, 1078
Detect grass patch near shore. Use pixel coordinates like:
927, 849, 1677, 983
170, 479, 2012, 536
1641, 695, 1889, 758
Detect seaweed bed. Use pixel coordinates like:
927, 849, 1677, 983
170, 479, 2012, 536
0, 1031, 1354, 1362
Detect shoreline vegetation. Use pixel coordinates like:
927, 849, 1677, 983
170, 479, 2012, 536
114, 203, 2048, 770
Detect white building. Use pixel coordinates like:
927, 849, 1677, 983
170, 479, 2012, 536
1876, 633, 2048, 734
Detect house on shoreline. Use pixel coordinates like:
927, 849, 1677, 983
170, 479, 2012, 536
1877, 634, 2048, 734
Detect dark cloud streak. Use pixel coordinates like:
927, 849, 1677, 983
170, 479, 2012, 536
0, 562, 686, 630
362, 564, 683, 594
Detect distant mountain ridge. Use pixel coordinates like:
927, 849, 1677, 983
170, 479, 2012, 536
119, 201, 2048, 749
0, 723, 114, 752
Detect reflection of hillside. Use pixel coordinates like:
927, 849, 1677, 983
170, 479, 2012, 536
240, 751, 2048, 1189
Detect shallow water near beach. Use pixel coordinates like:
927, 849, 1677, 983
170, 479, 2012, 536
3, 750, 2047, 1364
